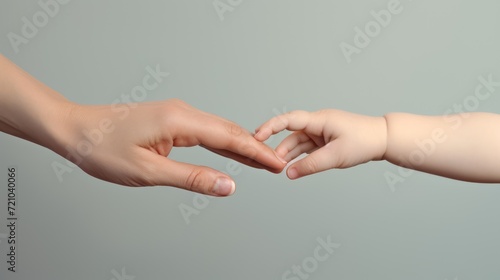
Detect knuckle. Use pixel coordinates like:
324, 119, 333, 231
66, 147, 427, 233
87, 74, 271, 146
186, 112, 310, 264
301, 158, 319, 174
282, 110, 299, 121
225, 122, 243, 137
162, 99, 190, 118
158, 101, 190, 134
185, 167, 209, 193
275, 115, 288, 126
281, 110, 308, 125
158, 101, 177, 118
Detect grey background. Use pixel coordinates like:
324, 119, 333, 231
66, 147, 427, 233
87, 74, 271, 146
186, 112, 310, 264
1, 0, 500, 279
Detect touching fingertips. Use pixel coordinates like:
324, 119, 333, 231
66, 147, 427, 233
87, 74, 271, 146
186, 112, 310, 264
275, 147, 288, 158
274, 151, 287, 164
254, 128, 269, 141
287, 167, 299, 179
213, 177, 235, 196
253, 130, 264, 141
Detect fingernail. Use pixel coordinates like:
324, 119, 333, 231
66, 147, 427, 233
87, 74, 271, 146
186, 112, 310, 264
213, 178, 235, 196
275, 151, 287, 164
288, 168, 299, 179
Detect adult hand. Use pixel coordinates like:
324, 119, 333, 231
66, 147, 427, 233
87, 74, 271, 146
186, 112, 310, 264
55, 99, 286, 196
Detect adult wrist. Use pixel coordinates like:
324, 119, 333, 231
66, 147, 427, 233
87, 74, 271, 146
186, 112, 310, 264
32, 95, 82, 159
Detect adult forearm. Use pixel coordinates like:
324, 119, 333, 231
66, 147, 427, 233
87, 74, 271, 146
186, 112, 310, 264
383, 112, 500, 182
0, 54, 75, 154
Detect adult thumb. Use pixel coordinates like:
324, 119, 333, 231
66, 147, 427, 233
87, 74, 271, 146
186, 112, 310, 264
153, 156, 235, 196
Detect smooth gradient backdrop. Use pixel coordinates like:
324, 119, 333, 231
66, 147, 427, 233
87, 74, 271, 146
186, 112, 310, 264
1, 0, 500, 279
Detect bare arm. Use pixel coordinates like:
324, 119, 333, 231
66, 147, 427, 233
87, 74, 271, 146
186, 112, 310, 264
384, 112, 500, 183
0, 54, 72, 151
255, 109, 500, 183
0, 54, 285, 195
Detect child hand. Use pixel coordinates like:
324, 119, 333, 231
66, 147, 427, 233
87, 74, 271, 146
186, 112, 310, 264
254, 110, 387, 179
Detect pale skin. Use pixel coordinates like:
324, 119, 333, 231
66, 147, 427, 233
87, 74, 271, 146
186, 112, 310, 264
255, 109, 500, 183
2, 52, 499, 195
0, 54, 286, 196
